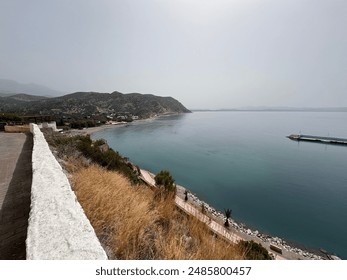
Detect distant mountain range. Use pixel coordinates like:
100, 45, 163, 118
0, 79, 63, 97
0, 91, 191, 119
0, 78, 190, 119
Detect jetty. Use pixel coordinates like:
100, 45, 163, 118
287, 134, 347, 145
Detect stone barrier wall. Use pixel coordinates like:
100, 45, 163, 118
26, 124, 107, 259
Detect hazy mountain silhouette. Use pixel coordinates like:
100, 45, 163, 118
0, 91, 191, 118
0, 79, 63, 97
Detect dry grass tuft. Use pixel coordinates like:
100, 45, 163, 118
71, 165, 244, 260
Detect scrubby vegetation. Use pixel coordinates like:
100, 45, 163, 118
71, 165, 244, 259
155, 170, 176, 193
46, 133, 140, 183
0, 112, 23, 122
239, 240, 273, 260
69, 119, 97, 129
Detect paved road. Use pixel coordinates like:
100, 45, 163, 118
0, 132, 32, 259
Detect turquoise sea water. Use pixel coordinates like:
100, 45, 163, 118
93, 111, 347, 259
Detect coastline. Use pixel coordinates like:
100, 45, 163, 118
64, 124, 118, 136
66, 115, 336, 260
139, 169, 325, 260
66, 113, 168, 136
178, 187, 326, 260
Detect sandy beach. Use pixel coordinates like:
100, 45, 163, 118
65, 115, 164, 136
63, 123, 123, 136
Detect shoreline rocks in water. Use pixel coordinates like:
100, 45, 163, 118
179, 186, 325, 260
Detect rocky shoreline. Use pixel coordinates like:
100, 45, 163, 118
179, 186, 327, 260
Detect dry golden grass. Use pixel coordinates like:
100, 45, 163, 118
71, 165, 244, 260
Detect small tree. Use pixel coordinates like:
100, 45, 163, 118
155, 170, 176, 193
201, 203, 206, 214
224, 208, 232, 227
184, 190, 188, 202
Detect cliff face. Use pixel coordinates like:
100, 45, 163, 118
0, 91, 191, 118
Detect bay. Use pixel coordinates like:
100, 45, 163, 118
93, 111, 347, 259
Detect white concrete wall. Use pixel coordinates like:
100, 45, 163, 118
37, 121, 58, 131
27, 124, 107, 259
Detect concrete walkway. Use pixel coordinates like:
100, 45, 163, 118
0, 132, 33, 259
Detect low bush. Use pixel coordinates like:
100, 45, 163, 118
239, 240, 273, 260
155, 170, 176, 193
48, 133, 139, 183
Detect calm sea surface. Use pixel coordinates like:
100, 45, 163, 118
93, 111, 347, 258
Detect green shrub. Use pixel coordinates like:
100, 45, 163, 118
94, 139, 106, 146
49, 134, 139, 184
239, 240, 273, 260
154, 170, 176, 193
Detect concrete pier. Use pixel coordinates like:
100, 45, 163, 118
287, 134, 347, 145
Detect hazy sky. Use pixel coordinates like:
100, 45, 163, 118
1, 0, 346, 109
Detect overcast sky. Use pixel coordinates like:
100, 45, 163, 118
1, 0, 346, 109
